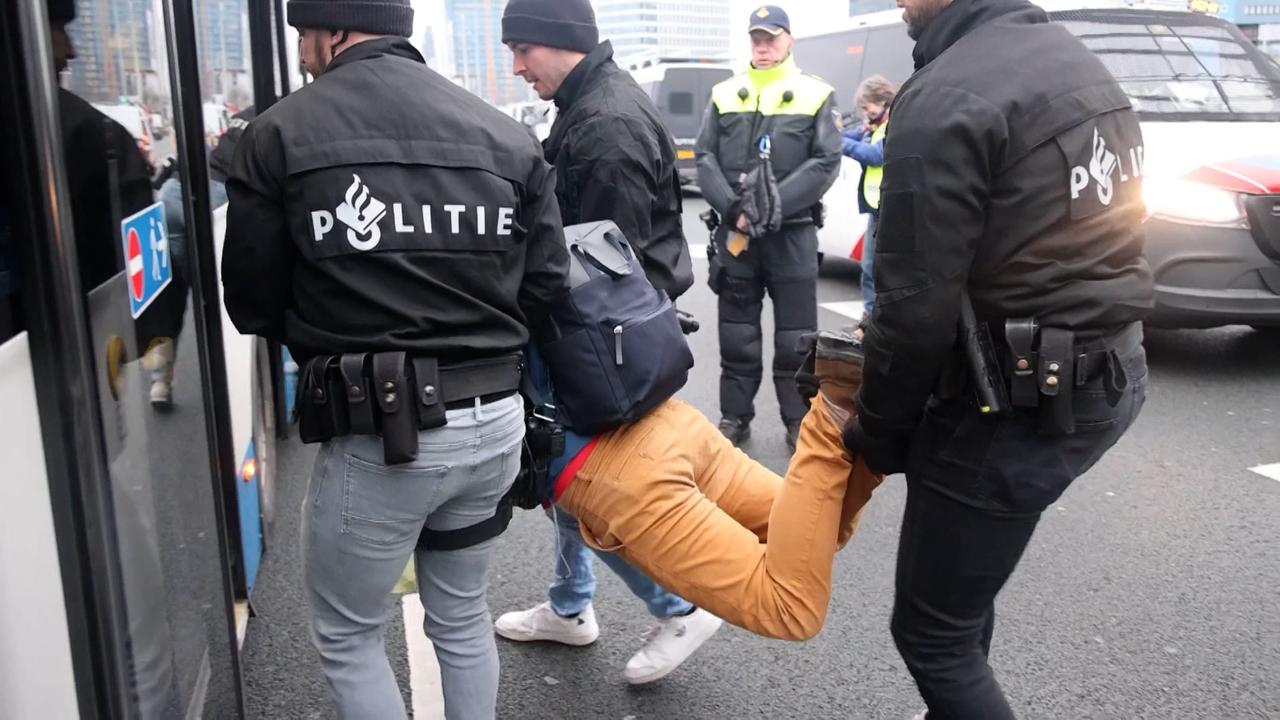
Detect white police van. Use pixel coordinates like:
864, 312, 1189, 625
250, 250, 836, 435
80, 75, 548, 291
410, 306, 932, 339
797, 1, 1280, 330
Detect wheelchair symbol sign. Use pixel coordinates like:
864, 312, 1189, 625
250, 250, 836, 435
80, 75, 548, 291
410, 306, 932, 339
120, 201, 172, 318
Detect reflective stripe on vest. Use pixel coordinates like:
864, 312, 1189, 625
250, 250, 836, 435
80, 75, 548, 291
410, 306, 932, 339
863, 121, 888, 210
710, 56, 834, 118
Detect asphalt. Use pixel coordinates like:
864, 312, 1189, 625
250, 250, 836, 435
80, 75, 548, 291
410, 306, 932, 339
241, 196, 1280, 719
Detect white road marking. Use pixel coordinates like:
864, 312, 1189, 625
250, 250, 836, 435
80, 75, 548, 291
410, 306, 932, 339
820, 300, 866, 321
1249, 463, 1280, 483
689, 243, 707, 259
402, 594, 445, 719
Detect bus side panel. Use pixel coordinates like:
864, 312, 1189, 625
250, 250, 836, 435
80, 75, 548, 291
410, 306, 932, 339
0, 334, 82, 720
212, 203, 263, 593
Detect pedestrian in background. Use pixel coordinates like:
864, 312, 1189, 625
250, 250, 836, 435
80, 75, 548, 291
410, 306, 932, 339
841, 74, 896, 338
496, 0, 721, 687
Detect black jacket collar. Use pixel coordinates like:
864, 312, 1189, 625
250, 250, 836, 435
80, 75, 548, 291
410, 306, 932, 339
327, 36, 425, 74
912, 0, 1046, 70
554, 41, 615, 110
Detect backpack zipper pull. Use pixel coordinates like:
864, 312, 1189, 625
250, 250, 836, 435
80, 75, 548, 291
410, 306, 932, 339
614, 325, 624, 365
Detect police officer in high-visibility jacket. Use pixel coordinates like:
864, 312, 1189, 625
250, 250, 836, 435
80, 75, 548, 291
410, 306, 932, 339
696, 5, 841, 452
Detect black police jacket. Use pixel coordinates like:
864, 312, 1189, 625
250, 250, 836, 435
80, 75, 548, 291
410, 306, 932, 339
544, 41, 693, 300
59, 90, 154, 293
695, 55, 841, 224
857, 0, 1155, 441
224, 38, 569, 363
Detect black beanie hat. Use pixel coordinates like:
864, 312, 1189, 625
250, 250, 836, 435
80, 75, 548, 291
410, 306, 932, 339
501, 0, 598, 54
48, 0, 76, 23
287, 0, 414, 37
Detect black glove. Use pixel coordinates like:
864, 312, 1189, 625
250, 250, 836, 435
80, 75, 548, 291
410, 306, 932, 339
793, 332, 821, 402
842, 420, 910, 475
676, 310, 700, 335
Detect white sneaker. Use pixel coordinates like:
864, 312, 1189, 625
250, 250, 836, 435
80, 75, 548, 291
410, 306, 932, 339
494, 601, 599, 646
623, 608, 722, 684
150, 379, 173, 409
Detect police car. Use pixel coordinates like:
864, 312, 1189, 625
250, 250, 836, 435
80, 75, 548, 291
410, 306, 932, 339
796, 0, 1280, 331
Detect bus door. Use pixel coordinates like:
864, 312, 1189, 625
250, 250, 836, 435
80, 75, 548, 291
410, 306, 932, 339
1, 0, 247, 715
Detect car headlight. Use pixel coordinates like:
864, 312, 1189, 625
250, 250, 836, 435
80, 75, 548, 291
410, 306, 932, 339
1142, 178, 1247, 227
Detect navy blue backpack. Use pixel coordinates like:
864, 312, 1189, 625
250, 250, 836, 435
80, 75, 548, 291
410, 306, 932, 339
536, 221, 694, 434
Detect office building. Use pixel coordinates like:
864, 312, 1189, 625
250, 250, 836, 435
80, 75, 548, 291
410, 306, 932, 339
594, 0, 732, 62
445, 0, 532, 106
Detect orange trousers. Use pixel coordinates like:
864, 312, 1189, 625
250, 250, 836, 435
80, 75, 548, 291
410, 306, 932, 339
557, 398, 883, 640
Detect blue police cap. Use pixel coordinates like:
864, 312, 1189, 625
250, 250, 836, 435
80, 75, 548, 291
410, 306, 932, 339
748, 5, 790, 35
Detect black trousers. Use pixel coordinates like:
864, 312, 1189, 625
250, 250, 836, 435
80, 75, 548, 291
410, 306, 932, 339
892, 343, 1148, 720
711, 223, 819, 425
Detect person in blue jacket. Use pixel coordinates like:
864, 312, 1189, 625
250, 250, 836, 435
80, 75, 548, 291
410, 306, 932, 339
841, 75, 897, 336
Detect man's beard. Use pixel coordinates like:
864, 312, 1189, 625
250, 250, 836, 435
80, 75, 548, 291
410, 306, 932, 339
905, 0, 947, 40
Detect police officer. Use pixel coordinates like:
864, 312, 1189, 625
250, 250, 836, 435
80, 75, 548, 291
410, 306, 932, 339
222, 1, 568, 717
843, 0, 1153, 716
696, 5, 841, 452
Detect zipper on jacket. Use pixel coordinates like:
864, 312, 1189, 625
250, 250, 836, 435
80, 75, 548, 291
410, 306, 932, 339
614, 325, 625, 365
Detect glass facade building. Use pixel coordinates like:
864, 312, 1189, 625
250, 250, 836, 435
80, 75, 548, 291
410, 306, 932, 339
445, 0, 533, 106
594, 0, 732, 63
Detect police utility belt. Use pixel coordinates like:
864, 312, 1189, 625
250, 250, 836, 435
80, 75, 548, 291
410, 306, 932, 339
948, 315, 1141, 436
297, 351, 521, 465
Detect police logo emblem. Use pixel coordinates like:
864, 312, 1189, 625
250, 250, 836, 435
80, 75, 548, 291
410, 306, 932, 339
756, 7, 770, 18
335, 174, 387, 251
1062, 120, 1143, 220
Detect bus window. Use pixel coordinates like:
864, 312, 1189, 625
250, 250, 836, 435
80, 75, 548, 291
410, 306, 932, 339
52, 0, 239, 715
668, 90, 695, 115
796, 29, 870, 115
860, 25, 915, 94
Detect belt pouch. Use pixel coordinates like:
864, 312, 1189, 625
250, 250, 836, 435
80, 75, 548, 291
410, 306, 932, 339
411, 357, 448, 431
1005, 318, 1039, 408
372, 352, 418, 465
299, 356, 347, 443
339, 353, 377, 435
1037, 328, 1076, 436
706, 240, 724, 295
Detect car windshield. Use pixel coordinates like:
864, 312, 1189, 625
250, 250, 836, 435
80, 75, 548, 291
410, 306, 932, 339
1054, 10, 1280, 120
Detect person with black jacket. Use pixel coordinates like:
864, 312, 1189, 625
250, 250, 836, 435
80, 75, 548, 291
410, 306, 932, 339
223, 1, 568, 716
842, 0, 1154, 716
494, 0, 719, 686
696, 5, 842, 452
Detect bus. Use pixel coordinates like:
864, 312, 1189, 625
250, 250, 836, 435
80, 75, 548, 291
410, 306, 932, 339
626, 57, 736, 185
1, 0, 298, 715
796, 1, 1280, 331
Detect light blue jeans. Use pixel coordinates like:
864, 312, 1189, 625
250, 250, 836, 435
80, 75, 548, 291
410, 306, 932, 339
548, 504, 693, 619
303, 394, 523, 720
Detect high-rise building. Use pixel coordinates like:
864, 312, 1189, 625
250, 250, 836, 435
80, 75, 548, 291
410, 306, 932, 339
445, 0, 532, 106
63, 0, 157, 103
593, 0, 732, 63
196, 0, 251, 106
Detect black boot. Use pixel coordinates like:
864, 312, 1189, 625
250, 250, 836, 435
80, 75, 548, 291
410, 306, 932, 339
718, 416, 751, 446
784, 419, 801, 454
